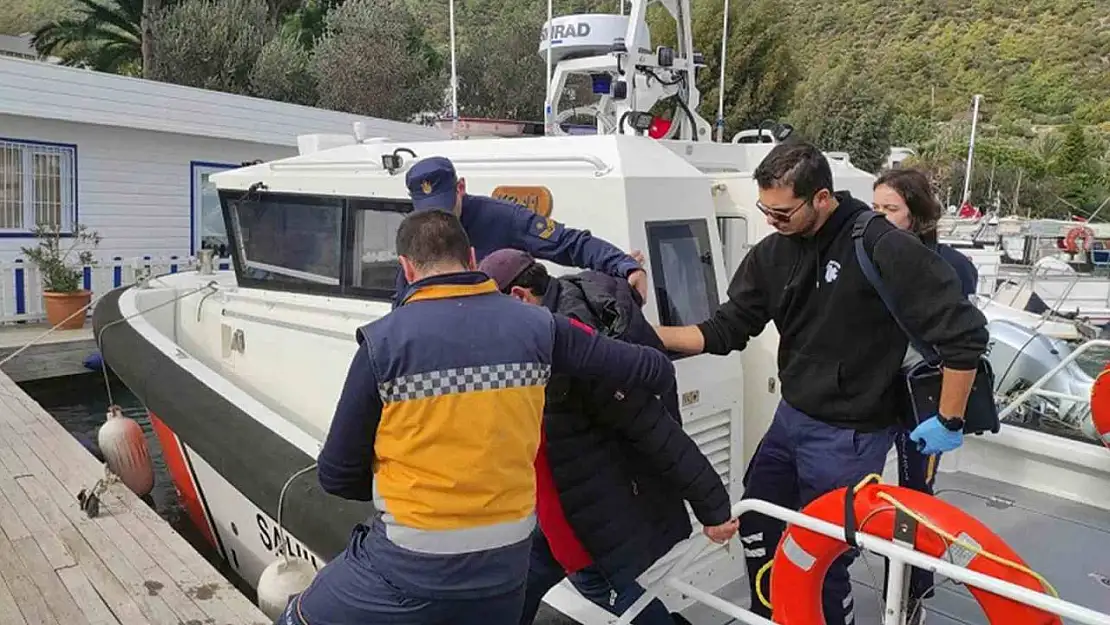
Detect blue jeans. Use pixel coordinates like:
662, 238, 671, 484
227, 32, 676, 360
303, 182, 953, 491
739, 400, 896, 625
885, 429, 942, 605
518, 530, 674, 625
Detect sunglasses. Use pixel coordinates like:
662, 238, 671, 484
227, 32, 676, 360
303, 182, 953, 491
756, 197, 810, 222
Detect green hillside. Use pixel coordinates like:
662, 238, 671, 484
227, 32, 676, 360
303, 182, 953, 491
4, 0, 1108, 215
777, 0, 1110, 125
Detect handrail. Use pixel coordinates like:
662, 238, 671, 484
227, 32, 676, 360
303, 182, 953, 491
267, 154, 614, 177
607, 497, 1110, 625
268, 160, 385, 172
998, 338, 1110, 420
448, 153, 613, 176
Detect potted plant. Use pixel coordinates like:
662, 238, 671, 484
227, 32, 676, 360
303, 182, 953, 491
21, 222, 101, 330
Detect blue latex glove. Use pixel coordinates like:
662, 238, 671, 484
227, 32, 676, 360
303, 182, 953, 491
909, 415, 964, 455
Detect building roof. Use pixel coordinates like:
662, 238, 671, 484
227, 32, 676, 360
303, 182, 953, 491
0, 56, 448, 146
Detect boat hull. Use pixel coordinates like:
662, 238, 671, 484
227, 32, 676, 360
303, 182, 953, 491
93, 285, 369, 589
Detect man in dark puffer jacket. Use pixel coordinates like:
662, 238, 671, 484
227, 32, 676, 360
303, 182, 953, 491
479, 249, 737, 625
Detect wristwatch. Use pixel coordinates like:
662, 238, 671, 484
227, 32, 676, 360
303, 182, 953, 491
938, 414, 965, 432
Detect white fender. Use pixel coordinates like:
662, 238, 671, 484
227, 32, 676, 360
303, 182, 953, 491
97, 405, 155, 497
257, 557, 317, 619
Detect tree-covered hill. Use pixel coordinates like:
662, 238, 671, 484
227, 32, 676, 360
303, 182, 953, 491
776, 0, 1110, 125
3, 0, 1108, 215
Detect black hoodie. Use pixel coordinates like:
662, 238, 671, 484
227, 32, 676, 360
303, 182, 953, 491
697, 191, 989, 431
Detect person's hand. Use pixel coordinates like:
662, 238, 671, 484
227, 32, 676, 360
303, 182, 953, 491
703, 518, 738, 544
630, 249, 645, 267
909, 415, 964, 455
628, 269, 648, 305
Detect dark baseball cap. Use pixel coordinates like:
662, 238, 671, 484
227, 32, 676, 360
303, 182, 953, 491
406, 156, 459, 211
479, 249, 535, 291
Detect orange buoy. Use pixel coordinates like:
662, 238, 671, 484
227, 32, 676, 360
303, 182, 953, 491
1064, 226, 1094, 253
769, 483, 1061, 625
1089, 367, 1110, 449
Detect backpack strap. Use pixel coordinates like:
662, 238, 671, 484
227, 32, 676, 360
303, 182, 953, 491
852, 212, 942, 366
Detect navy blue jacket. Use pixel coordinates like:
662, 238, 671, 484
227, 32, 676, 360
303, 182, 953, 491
395, 194, 641, 300
317, 271, 676, 600
936, 244, 979, 298
540, 271, 731, 587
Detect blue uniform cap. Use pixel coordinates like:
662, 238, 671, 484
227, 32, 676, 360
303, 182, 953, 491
406, 156, 459, 211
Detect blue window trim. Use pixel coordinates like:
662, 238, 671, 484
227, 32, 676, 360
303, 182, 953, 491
190, 160, 237, 255
0, 136, 79, 238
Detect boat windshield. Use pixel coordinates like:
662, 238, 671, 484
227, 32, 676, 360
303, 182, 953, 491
220, 190, 411, 300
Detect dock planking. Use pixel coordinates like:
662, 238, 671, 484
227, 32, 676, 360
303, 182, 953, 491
0, 368, 269, 625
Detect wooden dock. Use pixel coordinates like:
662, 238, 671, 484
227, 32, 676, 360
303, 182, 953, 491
0, 369, 270, 625
0, 324, 98, 382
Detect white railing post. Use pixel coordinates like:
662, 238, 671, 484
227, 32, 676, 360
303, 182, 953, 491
0, 255, 232, 325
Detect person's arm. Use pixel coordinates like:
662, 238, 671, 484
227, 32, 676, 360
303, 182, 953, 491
508, 204, 642, 280
656, 246, 771, 356
551, 314, 675, 397
872, 229, 989, 420
590, 387, 731, 526
317, 340, 383, 501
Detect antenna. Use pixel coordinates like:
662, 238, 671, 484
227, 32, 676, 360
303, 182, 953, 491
715, 0, 730, 142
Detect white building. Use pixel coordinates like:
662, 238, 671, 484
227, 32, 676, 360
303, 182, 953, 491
0, 56, 447, 263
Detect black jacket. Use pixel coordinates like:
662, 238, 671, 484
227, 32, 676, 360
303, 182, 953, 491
541, 271, 731, 586
697, 192, 989, 431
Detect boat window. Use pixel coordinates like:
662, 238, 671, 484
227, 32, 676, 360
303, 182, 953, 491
349, 199, 411, 296
228, 192, 344, 288
717, 216, 748, 277
646, 219, 719, 327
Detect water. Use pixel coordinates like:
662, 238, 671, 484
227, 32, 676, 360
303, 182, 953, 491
18, 371, 256, 602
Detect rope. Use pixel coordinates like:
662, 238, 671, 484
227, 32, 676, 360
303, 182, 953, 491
95, 280, 219, 405
276, 464, 318, 563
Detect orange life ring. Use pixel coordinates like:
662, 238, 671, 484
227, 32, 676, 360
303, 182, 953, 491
1089, 365, 1110, 449
1064, 226, 1094, 253
769, 483, 1061, 625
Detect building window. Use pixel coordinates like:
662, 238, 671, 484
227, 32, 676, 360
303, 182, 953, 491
646, 219, 720, 327
191, 162, 236, 256
0, 138, 77, 233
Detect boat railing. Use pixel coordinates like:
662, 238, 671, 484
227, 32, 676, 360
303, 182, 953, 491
587, 495, 1110, 625
996, 338, 1110, 422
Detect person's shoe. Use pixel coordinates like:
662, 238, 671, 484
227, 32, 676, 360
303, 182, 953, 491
670, 612, 693, 625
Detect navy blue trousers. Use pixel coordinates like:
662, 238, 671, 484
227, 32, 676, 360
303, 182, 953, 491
884, 429, 942, 605
276, 528, 526, 625
518, 530, 674, 625
740, 401, 895, 625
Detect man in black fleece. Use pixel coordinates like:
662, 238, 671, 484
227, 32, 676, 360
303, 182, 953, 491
655, 141, 989, 623
479, 248, 737, 625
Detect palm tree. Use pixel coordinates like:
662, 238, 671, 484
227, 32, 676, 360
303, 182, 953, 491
31, 0, 145, 75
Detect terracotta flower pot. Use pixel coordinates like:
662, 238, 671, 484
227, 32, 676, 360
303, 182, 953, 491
43, 290, 92, 330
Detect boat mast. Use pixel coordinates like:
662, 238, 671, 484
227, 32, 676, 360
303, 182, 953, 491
961, 93, 982, 206
715, 0, 730, 142
449, 0, 459, 137
543, 0, 554, 135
